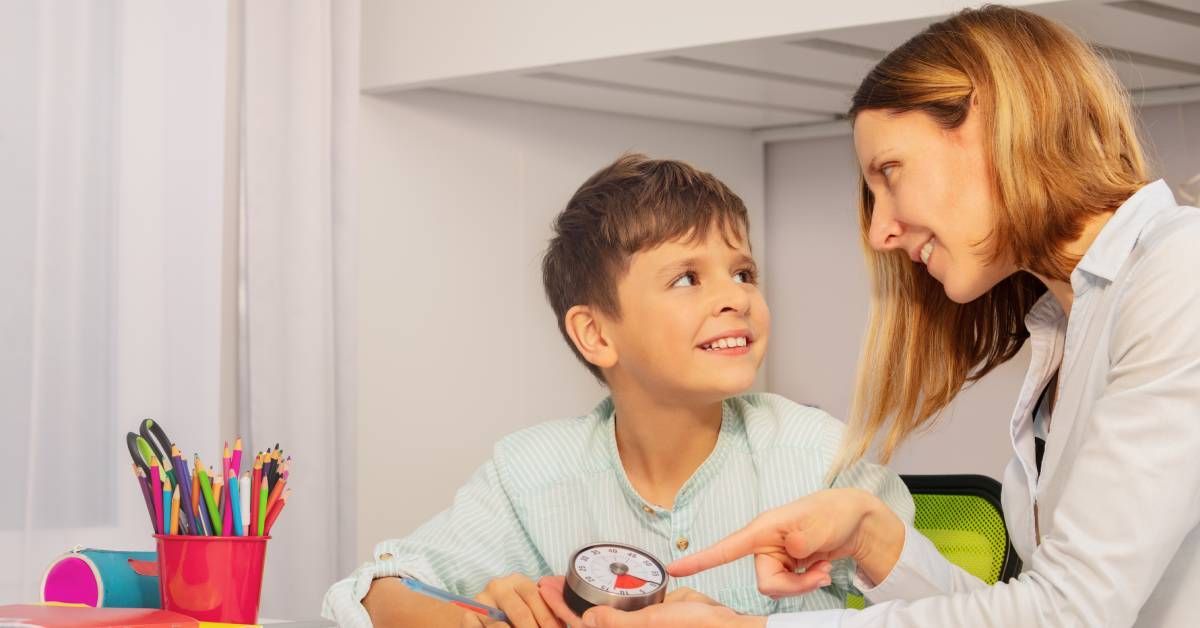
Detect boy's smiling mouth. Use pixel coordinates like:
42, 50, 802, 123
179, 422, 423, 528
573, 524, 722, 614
697, 330, 755, 354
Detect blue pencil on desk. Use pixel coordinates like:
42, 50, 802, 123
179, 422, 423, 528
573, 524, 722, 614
400, 577, 509, 622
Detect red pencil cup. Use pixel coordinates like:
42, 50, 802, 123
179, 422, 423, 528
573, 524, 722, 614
153, 535, 270, 623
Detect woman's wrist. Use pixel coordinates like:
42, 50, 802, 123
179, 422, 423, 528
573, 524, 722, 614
854, 492, 906, 585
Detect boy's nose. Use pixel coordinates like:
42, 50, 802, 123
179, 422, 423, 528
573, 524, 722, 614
713, 282, 752, 316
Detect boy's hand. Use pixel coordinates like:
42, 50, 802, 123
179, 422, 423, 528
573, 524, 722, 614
663, 585, 721, 605
537, 577, 735, 628
461, 573, 563, 628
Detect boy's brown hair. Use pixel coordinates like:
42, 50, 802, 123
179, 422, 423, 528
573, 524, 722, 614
542, 153, 751, 381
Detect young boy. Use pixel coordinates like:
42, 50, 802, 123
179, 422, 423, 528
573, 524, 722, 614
323, 154, 913, 627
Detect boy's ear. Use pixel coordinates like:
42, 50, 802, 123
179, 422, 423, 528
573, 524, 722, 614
564, 305, 618, 371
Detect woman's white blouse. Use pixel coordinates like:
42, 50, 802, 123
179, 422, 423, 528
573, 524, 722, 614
770, 180, 1200, 627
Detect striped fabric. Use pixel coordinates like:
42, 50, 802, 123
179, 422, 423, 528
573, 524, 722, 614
322, 393, 915, 626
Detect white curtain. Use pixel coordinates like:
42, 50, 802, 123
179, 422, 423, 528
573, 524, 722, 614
1, 0, 227, 602
235, 0, 359, 618
1, 0, 358, 618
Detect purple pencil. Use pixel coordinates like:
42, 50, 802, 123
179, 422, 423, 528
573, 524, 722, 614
133, 465, 156, 532
171, 446, 199, 535
150, 457, 163, 534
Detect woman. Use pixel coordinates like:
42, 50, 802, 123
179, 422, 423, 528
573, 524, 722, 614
540, 5, 1200, 627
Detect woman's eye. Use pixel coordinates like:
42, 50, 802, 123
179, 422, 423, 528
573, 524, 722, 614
734, 269, 756, 284
671, 272, 697, 288
880, 164, 897, 179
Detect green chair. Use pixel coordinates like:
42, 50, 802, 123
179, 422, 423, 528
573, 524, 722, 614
846, 474, 1021, 609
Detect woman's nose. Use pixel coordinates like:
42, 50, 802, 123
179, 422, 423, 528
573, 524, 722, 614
867, 202, 905, 252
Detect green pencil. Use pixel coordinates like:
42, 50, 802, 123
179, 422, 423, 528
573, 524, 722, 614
196, 455, 222, 535
258, 475, 268, 535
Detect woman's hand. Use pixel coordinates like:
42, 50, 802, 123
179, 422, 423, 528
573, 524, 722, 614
461, 573, 562, 628
669, 488, 905, 597
537, 577, 763, 628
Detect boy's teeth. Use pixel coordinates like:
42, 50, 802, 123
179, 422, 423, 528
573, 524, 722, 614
703, 336, 749, 350
920, 240, 934, 264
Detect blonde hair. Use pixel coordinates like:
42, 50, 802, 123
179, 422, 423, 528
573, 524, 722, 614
837, 5, 1149, 469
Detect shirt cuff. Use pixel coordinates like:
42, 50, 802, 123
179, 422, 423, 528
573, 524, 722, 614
851, 523, 958, 602
321, 556, 427, 626
766, 609, 847, 627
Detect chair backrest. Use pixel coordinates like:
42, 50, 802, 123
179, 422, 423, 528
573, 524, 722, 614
902, 474, 1022, 585
846, 474, 1020, 610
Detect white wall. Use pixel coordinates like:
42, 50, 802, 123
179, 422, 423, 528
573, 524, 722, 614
763, 100, 1200, 481
356, 90, 764, 561
1139, 101, 1200, 200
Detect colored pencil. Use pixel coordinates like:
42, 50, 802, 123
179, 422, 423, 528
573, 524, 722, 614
263, 489, 289, 535
266, 446, 280, 491
400, 578, 508, 623
150, 458, 163, 534
171, 445, 197, 535
162, 477, 172, 537
250, 454, 262, 536
213, 470, 223, 514
266, 475, 287, 519
220, 473, 232, 536
232, 437, 243, 476
258, 475, 268, 535
133, 465, 156, 531
227, 464, 243, 536
240, 472, 251, 536
170, 486, 181, 535
196, 456, 222, 535
191, 464, 207, 535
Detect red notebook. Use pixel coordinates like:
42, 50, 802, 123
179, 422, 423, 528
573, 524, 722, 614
0, 605, 199, 627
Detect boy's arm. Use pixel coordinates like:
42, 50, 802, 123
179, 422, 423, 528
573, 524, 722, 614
322, 459, 551, 627
362, 577, 467, 627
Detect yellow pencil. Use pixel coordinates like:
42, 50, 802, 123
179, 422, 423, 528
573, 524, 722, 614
213, 469, 223, 510
170, 486, 181, 535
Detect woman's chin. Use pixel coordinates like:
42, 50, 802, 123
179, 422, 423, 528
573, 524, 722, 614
942, 276, 994, 304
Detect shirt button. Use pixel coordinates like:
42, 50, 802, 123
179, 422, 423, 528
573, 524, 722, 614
379, 552, 393, 560
676, 537, 689, 551
642, 505, 654, 514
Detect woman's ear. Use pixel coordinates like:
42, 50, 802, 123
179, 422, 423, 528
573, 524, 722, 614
564, 305, 618, 371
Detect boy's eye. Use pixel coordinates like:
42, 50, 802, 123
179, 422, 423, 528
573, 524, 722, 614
734, 269, 757, 284
671, 272, 697, 288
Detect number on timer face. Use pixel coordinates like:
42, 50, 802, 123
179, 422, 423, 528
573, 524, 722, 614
573, 547, 663, 597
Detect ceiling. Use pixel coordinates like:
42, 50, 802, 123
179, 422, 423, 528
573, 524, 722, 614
422, 0, 1200, 131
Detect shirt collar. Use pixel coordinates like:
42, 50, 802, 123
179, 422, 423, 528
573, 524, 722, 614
1074, 179, 1175, 284
1024, 289, 1065, 334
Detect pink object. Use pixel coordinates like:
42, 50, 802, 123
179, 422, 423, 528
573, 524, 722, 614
221, 475, 233, 536
42, 556, 101, 606
154, 534, 270, 623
